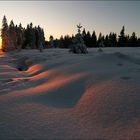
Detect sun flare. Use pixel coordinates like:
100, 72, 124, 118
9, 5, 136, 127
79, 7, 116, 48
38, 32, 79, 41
0, 37, 2, 49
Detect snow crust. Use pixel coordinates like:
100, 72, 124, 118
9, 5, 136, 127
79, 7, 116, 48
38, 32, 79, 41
0, 48, 140, 139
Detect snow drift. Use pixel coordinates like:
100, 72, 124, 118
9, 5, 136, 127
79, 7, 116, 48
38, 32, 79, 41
0, 48, 140, 139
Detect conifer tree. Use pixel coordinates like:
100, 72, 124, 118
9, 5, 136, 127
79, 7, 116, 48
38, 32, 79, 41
137, 38, 140, 47
16, 23, 24, 51
35, 26, 45, 51
9, 20, 16, 50
29, 23, 36, 49
98, 32, 103, 46
86, 31, 92, 47
112, 33, 117, 47
82, 28, 87, 44
108, 32, 117, 47
59, 36, 64, 48
40, 28, 45, 48
63, 35, 72, 48
70, 24, 88, 54
91, 31, 97, 47
129, 32, 137, 47
49, 35, 54, 48
118, 26, 127, 47
24, 24, 30, 48
104, 35, 109, 47
1, 15, 9, 51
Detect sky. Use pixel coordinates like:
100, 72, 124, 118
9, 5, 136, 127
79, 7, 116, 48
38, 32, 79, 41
0, 0, 140, 45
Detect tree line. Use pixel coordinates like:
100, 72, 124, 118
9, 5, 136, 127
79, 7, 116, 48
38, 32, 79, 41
1, 15, 140, 52
1, 15, 45, 52
47, 26, 140, 48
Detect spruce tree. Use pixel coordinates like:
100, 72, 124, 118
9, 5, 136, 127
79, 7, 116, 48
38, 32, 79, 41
24, 24, 30, 48
40, 28, 45, 48
137, 38, 140, 47
70, 24, 88, 54
63, 35, 72, 48
126, 35, 130, 47
104, 35, 109, 47
112, 33, 117, 47
82, 28, 87, 44
108, 32, 117, 47
129, 32, 137, 47
9, 20, 16, 50
49, 35, 54, 48
86, 31, 92, 47
98, 32, 103, 46
29, 23, 36, 49
118, 26, 127, 47
1, 15, 9, 51
36, 26, 45, 51
59, 36, 64, 48
91, 31, 97, 47
16, 23, 24, 51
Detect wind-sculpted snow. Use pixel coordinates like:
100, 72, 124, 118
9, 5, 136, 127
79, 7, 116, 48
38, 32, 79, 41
0, 48, 140, 139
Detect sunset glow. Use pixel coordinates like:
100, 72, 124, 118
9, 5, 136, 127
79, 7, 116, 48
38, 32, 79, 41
0, 1, 140, 41
0, 38, 2, 49
0, 1, 140, 139
0, 72, 89, 102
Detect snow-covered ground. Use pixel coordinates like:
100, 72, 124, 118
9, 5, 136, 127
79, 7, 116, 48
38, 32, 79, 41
0, 47, 140, 139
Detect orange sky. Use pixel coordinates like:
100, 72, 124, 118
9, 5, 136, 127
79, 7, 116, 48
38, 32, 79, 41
0, 38, 2, 49
0, 1, 140, 45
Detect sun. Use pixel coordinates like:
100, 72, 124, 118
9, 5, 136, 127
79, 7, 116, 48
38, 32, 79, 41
0, 37, 2, 50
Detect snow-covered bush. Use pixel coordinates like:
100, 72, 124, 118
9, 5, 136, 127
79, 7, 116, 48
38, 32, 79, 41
69, 24, 88, 54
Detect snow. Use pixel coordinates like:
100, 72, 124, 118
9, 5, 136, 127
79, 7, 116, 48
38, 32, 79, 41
0, 47, 140, 139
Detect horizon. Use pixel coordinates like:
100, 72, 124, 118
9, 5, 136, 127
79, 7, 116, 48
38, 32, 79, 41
0, 1, 140, 47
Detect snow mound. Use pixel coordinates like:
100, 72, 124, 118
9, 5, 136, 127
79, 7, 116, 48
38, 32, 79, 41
26, 64, 45, 76
0, 48, 140, 139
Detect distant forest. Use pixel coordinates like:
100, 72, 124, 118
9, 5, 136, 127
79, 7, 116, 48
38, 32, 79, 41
49, 26, 140, 48
1, 16, 140, 52
1, 16, 45, 51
